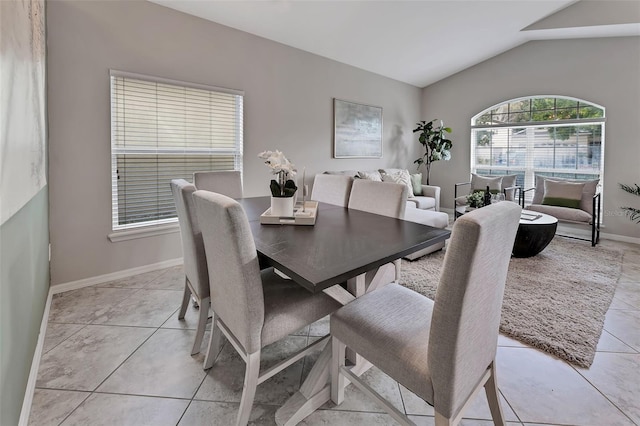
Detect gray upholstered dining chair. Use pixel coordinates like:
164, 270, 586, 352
170, 179, 217, 357
310, 174, 354, 207
330, 202, 522, 426
193, 170, 243, 198
348, 179, 408, 219
348, 179, 408, 285
192, 190, 342, 426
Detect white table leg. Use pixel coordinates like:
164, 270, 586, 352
275, 266, 395, 425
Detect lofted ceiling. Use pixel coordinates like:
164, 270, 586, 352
148, 0, 640, 88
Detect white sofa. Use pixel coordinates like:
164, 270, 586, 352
323, 169, 441, 212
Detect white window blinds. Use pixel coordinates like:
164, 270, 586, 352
110, 71, 243, 230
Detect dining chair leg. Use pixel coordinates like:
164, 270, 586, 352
484, 361, 505, 426
191, 296, 210, 355
435, 411, 454, 426
393, 259, 401, 282
237, 351, 261, 426
203, 315, 223, 370
178, 278, 191, 320
330, 336, 346, 405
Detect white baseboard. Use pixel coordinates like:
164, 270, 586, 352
19, 258, 183, 423
51, 258, 183, 294
19, 290, 53, 426
600, 232, 640, 245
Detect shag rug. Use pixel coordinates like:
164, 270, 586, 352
400, 237, 623, 368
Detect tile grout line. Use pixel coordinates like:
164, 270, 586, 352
570, 357, 639, 426
40, 324, 88, 358
499, 387, 524, 424
54, 303, 171, 425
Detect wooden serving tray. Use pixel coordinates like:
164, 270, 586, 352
260, 201, 319, 225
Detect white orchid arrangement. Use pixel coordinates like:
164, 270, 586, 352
258, 150, 298, 197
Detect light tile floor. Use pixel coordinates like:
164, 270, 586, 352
29, 239, 640, 426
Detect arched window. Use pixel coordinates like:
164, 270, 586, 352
471, 96, 605, 200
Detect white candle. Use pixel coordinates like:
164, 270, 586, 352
301, 167, 306, 211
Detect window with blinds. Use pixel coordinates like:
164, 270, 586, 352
471, 96, 605, 201
110, 71, 243, 230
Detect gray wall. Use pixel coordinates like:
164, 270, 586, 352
0, 188, 50, 425
47, 0, 422, 285
422, 36, 640, 240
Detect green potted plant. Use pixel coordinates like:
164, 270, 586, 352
413, 119, 453, 185
620, 183, 640, 223
466, 192, 484, 209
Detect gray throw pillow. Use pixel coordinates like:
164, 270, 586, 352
542, 180, 586, 209
471, 173, 502, 194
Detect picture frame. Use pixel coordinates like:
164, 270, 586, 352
333, 98, 383, 158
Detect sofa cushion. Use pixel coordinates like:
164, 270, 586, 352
532, 175, 599, 214
408, 196, 436, 210
542, 180, 585, 209
455, 195, 468, 206
380, 169, 414, 197
526, 205, 592, 224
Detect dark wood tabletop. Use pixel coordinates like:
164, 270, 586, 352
237, 197, 451, 293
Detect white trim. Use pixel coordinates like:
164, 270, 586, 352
470, 95, 606, 125
51, 257, 183, 294
108, 223, 180, 243
19, 290, 52, 426
109, 69, 244, 96
600, 232, 640, 246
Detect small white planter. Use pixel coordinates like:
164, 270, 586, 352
271, 196, 294, 217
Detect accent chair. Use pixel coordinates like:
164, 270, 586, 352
524, 175, 600, 246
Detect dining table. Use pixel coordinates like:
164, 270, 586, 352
237, 196, 451, 425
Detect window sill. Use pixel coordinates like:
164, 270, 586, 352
108, 223, 180, 242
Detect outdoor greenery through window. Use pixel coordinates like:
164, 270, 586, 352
471, 96, 605, 201
110, 71, 243, 230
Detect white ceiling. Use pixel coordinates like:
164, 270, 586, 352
148, 0, 640, 88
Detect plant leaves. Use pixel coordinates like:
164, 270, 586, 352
620, 183, 640, 196
282, 179, 298, 198
270, 180, 281, 197
622, 207, 640, 223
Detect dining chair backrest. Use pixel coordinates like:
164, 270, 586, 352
170, 179, 209, 299
428, 201, 521, 417
311, 174, 354, 207
348, 179, 407, 219
192, 190, 265, 354
193, 170, 243, 199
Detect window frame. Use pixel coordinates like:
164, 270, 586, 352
470, 95, 605, 201
109, 70, 244, 235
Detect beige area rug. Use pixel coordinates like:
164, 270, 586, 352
400, 237, 623, 368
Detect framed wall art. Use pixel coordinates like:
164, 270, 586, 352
333, 98, 382, 158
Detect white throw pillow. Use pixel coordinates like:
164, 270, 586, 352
471, 173, 502, 194
380, 169, 414, 197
